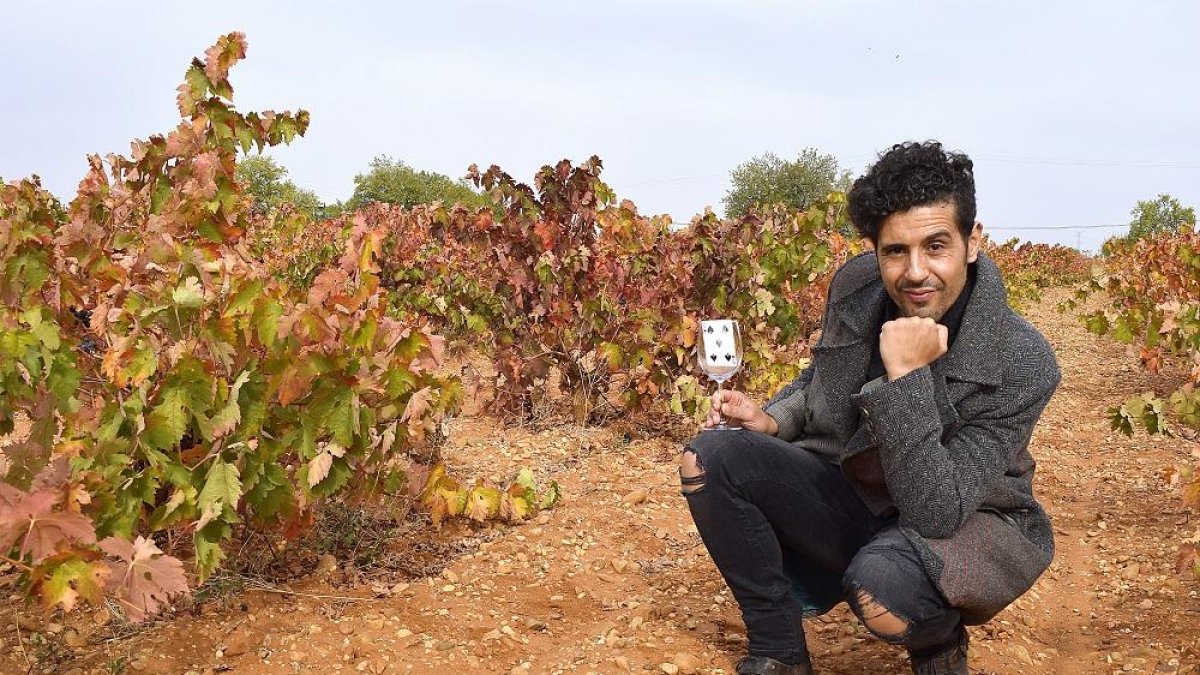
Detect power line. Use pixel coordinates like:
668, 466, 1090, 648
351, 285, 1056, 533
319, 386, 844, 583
989, 223, 1128, 231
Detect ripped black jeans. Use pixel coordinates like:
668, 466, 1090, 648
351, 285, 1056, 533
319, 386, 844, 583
681, 429, 963, 666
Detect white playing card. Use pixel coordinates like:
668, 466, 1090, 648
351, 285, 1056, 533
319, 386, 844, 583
700, 319, 740, 368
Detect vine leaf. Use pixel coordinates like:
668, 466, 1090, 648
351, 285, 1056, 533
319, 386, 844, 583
401, 386, 433, 423
30, 553, 109, 612
195, 461, 242, 530
0, 488, 97, 561
466, 484, 502, 522
307, 443, 346, 488
99, 536, 189, 622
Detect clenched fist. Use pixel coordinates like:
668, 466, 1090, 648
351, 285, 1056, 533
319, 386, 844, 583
880, 316, 948, 381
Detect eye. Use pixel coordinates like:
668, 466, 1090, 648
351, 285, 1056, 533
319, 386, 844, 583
929, 241, 946, 252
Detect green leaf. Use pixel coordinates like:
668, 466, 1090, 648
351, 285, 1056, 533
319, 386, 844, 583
539, 481, 562, 509
325, 389, 356, 448
255, 300, 283, 347
226, 279, 263, 316
126, 348, 159, 386
144, 389, 188, 450
1083, 313, 1109, 336
172, 277, 205, 309
194, 522, 229, 583
184, 63, 209, 99
198, 460, 242, 519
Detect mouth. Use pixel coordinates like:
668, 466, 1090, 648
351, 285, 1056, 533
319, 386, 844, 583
902, 288, 937, 304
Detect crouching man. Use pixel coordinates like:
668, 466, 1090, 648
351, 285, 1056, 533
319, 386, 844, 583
680, 141, 1060, 675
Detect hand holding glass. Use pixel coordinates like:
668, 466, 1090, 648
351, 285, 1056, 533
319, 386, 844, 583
697, 319, 744, 430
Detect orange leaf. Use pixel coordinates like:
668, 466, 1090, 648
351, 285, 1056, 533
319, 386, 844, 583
277, 364, 315, 406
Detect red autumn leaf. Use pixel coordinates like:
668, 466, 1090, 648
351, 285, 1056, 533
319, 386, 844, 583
99, 536, 189, 622
533, 220, 557, 251
0, 488, 97, 562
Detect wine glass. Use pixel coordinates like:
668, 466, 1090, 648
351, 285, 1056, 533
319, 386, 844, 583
697, 319, 744, 430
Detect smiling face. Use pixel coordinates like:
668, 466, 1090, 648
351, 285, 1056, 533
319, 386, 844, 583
875, 201, 982, 320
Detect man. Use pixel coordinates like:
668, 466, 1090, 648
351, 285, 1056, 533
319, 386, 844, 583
679, 141, 1060, 675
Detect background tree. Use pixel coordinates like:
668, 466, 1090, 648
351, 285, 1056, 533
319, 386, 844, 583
723, 148, 853, 219
348, 156, 486, 210
1128, 193, 1196, 241
235, 154, 323, 215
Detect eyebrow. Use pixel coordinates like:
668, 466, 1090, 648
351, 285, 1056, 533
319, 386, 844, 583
880, 228, 954, 249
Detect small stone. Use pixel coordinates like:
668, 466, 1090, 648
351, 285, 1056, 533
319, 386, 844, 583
673, 652, 702, 674
622, 489, 648, 505
316, 554, 338, 575
63, 629, 86, 648
338, 623, 354, 635
396, 628, 413, 639
1139, 599, 1154, 610
660, 663, 680, 674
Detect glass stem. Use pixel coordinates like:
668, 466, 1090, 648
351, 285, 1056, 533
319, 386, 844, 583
715, 378, 724, 427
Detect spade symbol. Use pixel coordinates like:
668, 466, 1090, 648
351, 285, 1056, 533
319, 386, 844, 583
706, 326, 714, 334
724, 354, 733, 362
722, 325, 730, 333
709, 354, 717, 362
715, 339, 722, 348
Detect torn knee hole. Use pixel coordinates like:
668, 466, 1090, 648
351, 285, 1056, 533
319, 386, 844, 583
679, 449, 706, 494
854, 589, 910, 641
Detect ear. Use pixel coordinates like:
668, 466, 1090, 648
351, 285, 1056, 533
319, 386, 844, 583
965, 221, 983, 263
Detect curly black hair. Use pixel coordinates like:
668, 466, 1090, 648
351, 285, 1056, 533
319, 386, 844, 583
846, 141, 976, 242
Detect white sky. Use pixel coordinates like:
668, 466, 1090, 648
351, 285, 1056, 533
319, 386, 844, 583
2, 1, 1198, 251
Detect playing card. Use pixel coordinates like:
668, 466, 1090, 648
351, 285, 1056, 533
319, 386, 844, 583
700, 319, 740, 368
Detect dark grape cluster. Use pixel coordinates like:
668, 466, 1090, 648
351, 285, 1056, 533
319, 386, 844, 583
70, 307, 100, 355
69, 306, 92, 328
79, 336, 100, 355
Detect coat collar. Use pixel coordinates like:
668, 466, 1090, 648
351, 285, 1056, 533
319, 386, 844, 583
825, 251, 1008, 386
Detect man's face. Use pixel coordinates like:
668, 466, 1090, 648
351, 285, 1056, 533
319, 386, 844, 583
874, 201, 982, 320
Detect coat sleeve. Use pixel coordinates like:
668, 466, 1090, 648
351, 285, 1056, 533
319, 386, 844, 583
852, 341, 1060, 539
763, 362, 815, 442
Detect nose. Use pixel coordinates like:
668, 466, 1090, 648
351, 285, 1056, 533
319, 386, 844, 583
903, 251, 928, 284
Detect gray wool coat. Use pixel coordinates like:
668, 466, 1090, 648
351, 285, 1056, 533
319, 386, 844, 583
763, 251, 1060, 624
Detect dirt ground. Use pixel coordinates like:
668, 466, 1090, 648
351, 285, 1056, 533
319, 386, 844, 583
2, 287, 1198, 675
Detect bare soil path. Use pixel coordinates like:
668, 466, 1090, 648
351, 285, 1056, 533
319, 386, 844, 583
2, 288, 1198, 675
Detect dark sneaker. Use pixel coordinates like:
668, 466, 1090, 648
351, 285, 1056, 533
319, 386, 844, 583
735, 655, 815, 675
909, 628, 969, 675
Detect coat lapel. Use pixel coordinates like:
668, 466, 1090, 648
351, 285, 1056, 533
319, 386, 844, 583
812, 281, 883, 443
931, 254, 1008, 394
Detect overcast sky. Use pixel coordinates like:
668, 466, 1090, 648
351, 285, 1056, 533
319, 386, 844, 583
2, 1, 1197, 251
